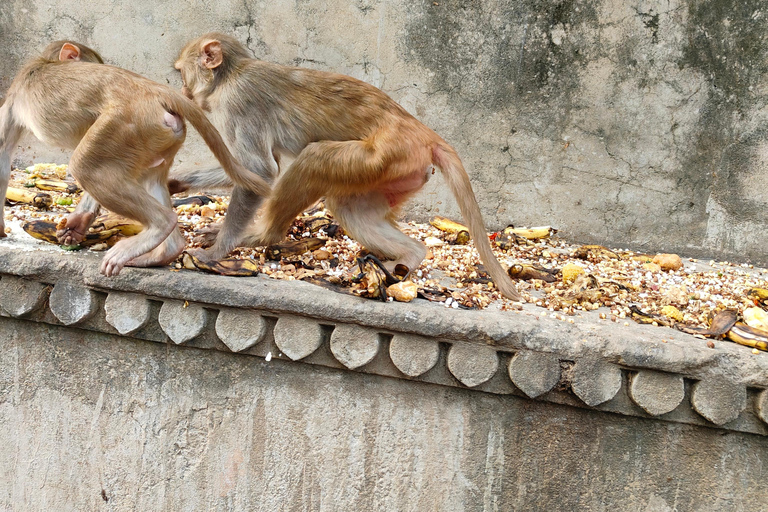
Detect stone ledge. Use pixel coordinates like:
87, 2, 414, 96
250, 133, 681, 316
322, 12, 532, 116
0, 245, 767, 435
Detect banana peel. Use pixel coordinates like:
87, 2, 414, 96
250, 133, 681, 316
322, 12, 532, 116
172, 195, 216, 207
26, 178, 80, 194
726, 323, 768, 351
507, 264, 558, 282
89, 213, 143, 237
351, 256, 388, 300
265, 238, 326, 260
181, 252, 260, 277
22, 219, 124, 248
430, 216, 470, 244
6, 187, 53, 209
502, 225, 556, 240
748, 288, 768, 308
573, 245, 620, 261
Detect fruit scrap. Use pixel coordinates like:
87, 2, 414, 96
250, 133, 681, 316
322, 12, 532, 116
265, 238, 326, 260
172, 195, 216, 207
652, 253, 683, 271
561, 263, 585, 284
743, 307, 768, 331
748, 288, 768, 307
181, 252, 260, 276
89, 213, 143, 237
351, 257, 388, 300
22, 219, 127, 248
387, 280, 418, 302
573, 245, 619, 261
5, 187, 53, 209
507, 264, 558, 282
27, 178, 80, 194
430, 216, 470, 244
502, 225, 556, 240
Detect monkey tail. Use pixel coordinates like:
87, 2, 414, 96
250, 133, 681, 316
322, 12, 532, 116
161, 93, 271, 198
432, 143, 522, 301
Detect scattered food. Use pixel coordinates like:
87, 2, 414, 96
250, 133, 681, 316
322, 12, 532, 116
7, 163, 768, 355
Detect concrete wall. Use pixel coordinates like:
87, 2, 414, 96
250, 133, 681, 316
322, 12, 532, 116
2, 247, 768, 510
4, 320, 768, 512
2, 0, 768, 262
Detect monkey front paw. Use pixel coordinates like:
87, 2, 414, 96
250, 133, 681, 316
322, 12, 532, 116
56, 212, 95, 245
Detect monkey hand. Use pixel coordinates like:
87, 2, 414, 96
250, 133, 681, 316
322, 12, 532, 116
56, 211, 96, 246
184, 245, 225, 263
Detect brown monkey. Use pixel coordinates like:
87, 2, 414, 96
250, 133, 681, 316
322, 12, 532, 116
0, 40, 270, 276
174, 33, 521, 300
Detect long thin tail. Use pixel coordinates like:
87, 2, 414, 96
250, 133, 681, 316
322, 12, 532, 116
432, 143, 521, 301
163, 93, 270, 198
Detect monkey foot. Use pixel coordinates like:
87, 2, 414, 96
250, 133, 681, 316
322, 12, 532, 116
184, 245, 227, 262
190, 223, 221, 248
56, 212, 95, 245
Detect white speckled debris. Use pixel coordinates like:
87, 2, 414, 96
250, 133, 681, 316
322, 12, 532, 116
49, 281, 98, 325
273, 315, 323, 360
691, 378, 746, 426
104, 292, 151, 335
629, 370, 685, 416
572, 358, 623, 407
389, 333, 440, 377
447, 343, 498, 388
215, 308, 268, 352
330, 324, 380, 369
508, 351, 561, 399
158, 300, 207, 345
0, 275, 47, 317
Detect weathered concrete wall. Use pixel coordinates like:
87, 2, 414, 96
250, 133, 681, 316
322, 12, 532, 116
1, 1, 768, 262
2, 246, 768, 510
3, 318, 768, 512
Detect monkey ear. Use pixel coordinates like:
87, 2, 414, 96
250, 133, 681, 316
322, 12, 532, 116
58, 43, 81, 61
200, 40, 223, 69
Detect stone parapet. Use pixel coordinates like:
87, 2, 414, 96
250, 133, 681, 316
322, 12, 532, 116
1, 245, 766, 435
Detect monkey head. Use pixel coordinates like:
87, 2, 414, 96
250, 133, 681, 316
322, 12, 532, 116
174, 33, 251, 109
40, 40, 104, 63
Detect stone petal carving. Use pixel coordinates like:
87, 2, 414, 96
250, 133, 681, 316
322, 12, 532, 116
215, 308, 267, 352
757, 390, 768, 425
447, 343, 498, 388
0, 276, 47, 317
158, 300, 207, 345
629, 370, 685, 416
273, 315, 323, 360
389, 333, 440, 377
49, 282, 98, 326
691, 378, 746, 426
508, 351, 560, 399
104, 292, 151, 335
571, 358, 622, 407
330, 324, 380, 369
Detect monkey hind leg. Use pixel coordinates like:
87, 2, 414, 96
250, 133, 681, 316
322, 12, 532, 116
327, 193, 427, 274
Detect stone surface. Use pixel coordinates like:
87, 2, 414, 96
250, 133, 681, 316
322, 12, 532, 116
757, 390, 768, 425
158, 300, 207, 345
104, 292, 151, 335
508, 351, 561, 399
447, 343, 499, 388
4, 318, 768, 511
49, 281, 98, 326
215, 308, 268, 352
273, 315, 323, 360
0, 275, 47, 317
629, 371, 686, 416
329, 324, 380, 369
691, 378, 747, 426
389, 333, 440, 377
571, 358, 623, 407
